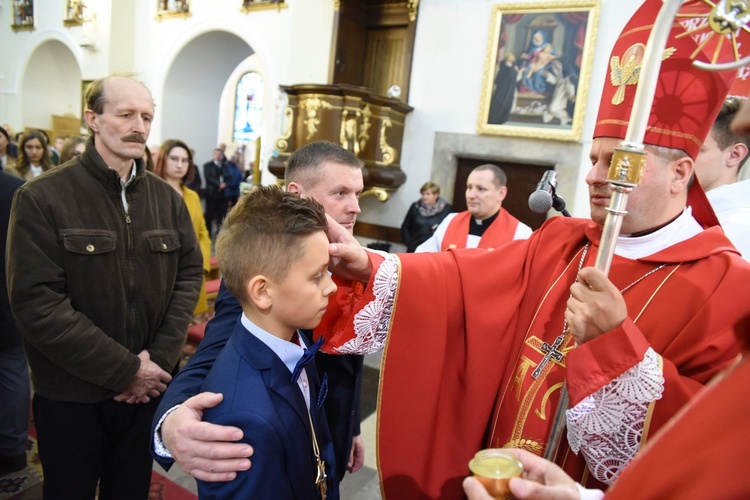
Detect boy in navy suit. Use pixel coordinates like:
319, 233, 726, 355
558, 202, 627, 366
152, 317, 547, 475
197, 186, 338, 499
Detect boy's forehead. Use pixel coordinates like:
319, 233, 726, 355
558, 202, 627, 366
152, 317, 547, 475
294, 231, 330, 264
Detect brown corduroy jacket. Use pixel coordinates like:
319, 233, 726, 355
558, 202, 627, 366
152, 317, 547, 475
7, 137, 202, 403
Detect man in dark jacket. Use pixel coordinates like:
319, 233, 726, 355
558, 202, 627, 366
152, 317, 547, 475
204, 148, 230, 237
6, 76, 202, 499
0, 171, 27, 477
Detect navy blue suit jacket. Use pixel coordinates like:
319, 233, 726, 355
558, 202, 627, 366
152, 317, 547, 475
197, 322, 338, 499
0, 171, 24, 349
152, 281, 363, 481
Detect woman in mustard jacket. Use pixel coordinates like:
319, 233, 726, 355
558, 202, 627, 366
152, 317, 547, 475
154, 139, 212, 316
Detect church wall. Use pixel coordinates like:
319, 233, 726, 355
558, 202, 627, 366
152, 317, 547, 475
21, 40, 81, 131
0, 0, 334, 155
358, 0, 641, 229
1, 1, 688, 225
1, 4, 85, 134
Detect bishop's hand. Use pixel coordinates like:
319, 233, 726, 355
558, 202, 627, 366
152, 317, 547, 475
325, 215, 373, 283
565, 267, 627, 344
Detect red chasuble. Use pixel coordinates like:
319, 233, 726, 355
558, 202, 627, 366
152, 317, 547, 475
317, 216, 750, 499
440, 209, 521, 250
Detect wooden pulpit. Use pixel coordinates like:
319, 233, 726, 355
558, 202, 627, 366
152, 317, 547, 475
269, 83, 413, 199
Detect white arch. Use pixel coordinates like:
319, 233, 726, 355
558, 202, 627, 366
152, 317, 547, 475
151, 16, 279, 115
149, 16, 282, 176
11, 30, 82, 93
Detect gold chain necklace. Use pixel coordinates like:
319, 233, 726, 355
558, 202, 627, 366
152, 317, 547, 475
307, 407, 327, 499
531, 242, 667, 380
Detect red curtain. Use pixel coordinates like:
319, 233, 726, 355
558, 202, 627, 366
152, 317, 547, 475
561, 12, 588, 67
498, 14, 524, 51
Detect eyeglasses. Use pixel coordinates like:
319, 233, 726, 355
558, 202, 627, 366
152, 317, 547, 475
168, 156, 190, 164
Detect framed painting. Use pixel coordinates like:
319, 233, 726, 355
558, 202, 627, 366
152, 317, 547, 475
80, 79, 93, 127
155, 0, 191, 20
477, 1, 600, 141
241, 0, 288, 13
12, 0, 35, 31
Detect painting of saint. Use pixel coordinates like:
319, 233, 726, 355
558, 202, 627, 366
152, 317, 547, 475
157, 0, 189, 13
13, 0, 34, 28
479, 3, 599, 141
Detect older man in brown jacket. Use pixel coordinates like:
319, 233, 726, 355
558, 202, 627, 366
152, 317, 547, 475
7, 75, 202, 499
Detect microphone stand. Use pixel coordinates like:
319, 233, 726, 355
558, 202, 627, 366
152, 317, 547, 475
552, 194, 571, 217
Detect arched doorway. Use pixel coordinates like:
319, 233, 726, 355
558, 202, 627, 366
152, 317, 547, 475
21, 40, 81, 137
160, 31, 254, 169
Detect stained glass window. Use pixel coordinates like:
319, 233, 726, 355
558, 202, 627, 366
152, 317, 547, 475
233, 71, 264, 143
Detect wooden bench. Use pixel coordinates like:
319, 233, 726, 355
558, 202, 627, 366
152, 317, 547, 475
205, 278, 221, 303
179, 321, 207, 369
207, 256, 220, 281
187, 321, 207, 343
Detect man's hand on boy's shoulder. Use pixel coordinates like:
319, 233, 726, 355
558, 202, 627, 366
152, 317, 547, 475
163, 392, 254, 482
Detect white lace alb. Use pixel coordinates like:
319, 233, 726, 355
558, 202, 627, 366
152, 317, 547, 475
333, 252, 398, 355
566, 348, 664, 484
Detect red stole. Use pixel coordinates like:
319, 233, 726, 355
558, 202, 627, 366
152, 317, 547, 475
440, 210, 520, 251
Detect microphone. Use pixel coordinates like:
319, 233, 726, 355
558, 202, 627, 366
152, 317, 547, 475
528, 170, 558, 214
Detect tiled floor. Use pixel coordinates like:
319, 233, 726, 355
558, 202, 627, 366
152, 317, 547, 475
159, 351, 384, 499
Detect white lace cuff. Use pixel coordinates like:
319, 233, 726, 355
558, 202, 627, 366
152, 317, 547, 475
334, 252, 399, 355
152, 405, 181, 459
566, 348, 664, 484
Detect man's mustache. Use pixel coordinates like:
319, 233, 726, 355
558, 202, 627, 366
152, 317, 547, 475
122, 134, 146, 144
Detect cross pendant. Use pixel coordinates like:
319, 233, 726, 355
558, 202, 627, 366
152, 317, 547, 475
531, 334, 565, 380
315, 458, 327, 499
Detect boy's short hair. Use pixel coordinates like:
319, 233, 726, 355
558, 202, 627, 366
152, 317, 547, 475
216, 186, 328, 307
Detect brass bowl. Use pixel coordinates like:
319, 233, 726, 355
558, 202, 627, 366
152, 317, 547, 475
468, 449, 523, 499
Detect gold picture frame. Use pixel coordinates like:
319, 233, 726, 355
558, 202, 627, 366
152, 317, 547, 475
80, 79, 93, 127
155, 0, 191, 21
64, 0, 84, 26
241, 0, 288, 13
12, 0, 35, 31
477, 1, 600, 142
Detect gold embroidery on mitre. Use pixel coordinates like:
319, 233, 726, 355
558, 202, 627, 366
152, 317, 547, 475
610, 43, 676, 105
504, 438, 543, 453
595, 119, 703, 150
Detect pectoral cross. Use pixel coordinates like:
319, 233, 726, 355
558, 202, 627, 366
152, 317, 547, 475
531, 334, 565, 380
